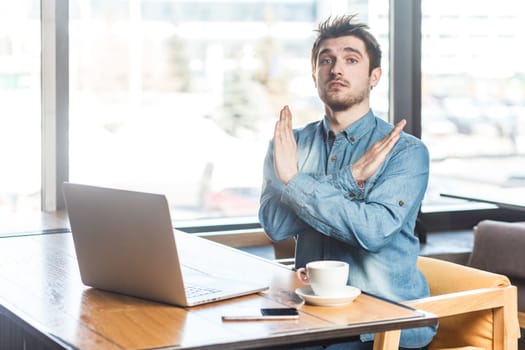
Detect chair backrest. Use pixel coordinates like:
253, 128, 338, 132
410, 256, 520, 350
468, 220, 525, 330
469, 220, 525, 280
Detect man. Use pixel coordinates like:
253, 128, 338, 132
258, 15, 436, 349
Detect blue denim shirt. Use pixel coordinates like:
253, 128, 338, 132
259, 110, 436, 347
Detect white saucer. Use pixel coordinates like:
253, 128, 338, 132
295, 286, 361, 307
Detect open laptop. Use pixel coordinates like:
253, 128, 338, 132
62, 182, 268, 307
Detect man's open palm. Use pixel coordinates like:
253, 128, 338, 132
351, 119, 406, 187
273, 105, 298, 184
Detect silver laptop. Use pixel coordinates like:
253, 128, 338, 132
62, 182, 268, 307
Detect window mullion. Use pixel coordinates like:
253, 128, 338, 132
41, 0, 69, 211
389, 0, 421, 138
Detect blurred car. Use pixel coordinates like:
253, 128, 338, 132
203, 186, 260, 217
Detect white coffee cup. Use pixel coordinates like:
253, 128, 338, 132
296, 260, 349, 297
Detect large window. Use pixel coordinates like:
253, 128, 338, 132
7, 0, 522, 235
421, 0, 525, 208
0, 1, 41, 227
68, 0, 389, 223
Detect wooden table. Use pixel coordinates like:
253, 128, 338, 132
0, 231, 436, 350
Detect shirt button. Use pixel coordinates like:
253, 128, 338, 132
398, 200, 405, 206
349, 136, 355, 142
331, 155, 337, 161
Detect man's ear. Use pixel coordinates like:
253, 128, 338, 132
312, 73, 317, 88
370, 67, 382, 89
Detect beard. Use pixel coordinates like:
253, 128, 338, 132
319, 79, 370, 112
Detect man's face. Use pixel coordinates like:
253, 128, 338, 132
313, 35, 381, 112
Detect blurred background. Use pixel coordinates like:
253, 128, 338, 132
1, 0, 524, 226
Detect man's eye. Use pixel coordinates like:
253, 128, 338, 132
347, 58, 358, 64
320, 58, 332, 65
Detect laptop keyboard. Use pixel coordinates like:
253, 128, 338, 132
185, 285, 221, 298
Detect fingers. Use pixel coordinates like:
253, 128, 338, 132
386, 118, 406, 147
276, 105, 293, 143
279, 105, 291, 122
275, 106, 287, 136
351, 120, 405, 185
280, 105, 292, 132
284, 105, 293, 130
386, 119, 405, 142
393, 119, 407, 134
273, 105, 298, 184
374, 119, 406, 153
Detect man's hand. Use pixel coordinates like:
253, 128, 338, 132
351, 119, 406, 188
273, 105, 298, 185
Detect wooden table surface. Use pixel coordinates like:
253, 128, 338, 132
0, 231, 436, 350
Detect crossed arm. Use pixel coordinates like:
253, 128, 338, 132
273, 105, 407, 187
260, 105, 423, 249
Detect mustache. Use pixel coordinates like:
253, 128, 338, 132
327, 78, 349, 87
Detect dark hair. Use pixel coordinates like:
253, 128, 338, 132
311, 14, 381, 75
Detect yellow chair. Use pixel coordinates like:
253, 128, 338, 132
405, 256, 520, 350
271, 238, 520, 348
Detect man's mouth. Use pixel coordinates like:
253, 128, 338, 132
327, 80, 348, 89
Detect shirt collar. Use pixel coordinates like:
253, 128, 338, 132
321, 109, 375, 144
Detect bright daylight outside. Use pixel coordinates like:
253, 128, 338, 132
421, 0, 525, 209
67, 0, 389, 222
0, 1, 41, 227
1, 0, 524, 226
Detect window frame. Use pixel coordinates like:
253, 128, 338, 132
41, 0, 69, 211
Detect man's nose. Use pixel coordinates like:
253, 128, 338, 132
330, 60, 343, 77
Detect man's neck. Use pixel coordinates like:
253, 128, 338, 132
325, 104, 370, 134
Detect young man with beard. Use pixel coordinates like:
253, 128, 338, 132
258, 15, 435, 349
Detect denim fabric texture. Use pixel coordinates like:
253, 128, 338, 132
259, 110, 436, 347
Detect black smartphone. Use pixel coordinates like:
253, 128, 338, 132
221, 307, 299, 321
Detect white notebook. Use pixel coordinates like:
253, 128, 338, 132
63, 182, 268, 307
